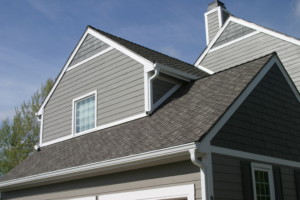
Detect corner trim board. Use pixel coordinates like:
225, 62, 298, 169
0, 142, 196, 190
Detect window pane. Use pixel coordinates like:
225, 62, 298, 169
254, 170, 271, 200
75, 95, 95, 133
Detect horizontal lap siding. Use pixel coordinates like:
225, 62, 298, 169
69, 34, 110, 66
201, 32, 300, 90
213, 22, 255, 47
3, 161, 201, 200
42, 49, 144, 143
212, 154, 243, 200
212, 154, 299, 200
211, 65, 300, 162
153, 78, 176, 104
207, 11, 219, 42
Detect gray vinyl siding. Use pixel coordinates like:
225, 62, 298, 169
69, 34, 110, 67
212, 154, 243, 200
200, 32, 300, 91
153, 78, 176, 104
42, 49, 144, 143
211, 65, 300, 162
213, 22, 255, 48
212, 154, 300, 200
2, 160, 202, 200
207, 10, 220, 42
281, 167, 298, 200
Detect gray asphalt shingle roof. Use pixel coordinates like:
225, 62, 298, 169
89, 26, 208, 78
0, 53, 274, 182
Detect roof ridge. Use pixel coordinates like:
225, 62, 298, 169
88, 25, 198, 68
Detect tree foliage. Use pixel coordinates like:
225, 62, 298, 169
0, 79, 54, 175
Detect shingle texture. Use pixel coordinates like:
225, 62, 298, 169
0, 53, 274, 182
89, 26, 208, 78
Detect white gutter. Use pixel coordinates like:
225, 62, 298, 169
146, 63, 160, 114
0, 143, 196, 190
189, 148, 208, 200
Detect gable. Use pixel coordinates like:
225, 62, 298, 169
212, 21, 255, 48
69, 34, 111, 67
211, 64, 300, 162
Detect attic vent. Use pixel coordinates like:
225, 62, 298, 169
69, 34, 110, 67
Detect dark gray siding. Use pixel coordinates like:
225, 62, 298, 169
213, 22, 255, 48
42, 49, 144, 143
2, 161, 201, 200
212, 154, 299, 200
153, 78, 176, 104
207, 10, 220, 42
200, 32, 300, 91
222, 10, 230, 24
212, 154, 243, 200
281, 167, 298, 200
211, 65, 300, 162
69, 34, 110, 67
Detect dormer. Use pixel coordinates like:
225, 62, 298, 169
37, 26, 207, 147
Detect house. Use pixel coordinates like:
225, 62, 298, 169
0, 1, 300, 200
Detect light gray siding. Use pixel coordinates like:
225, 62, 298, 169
212, 154, 300, 200
207, 11, 220, 42
200, 32, 300, 91
2, 161, 201, 200
153, 78, 176, 104
213, 22, 255, 48
42, 49, 144, 143
69, 34, 110, 67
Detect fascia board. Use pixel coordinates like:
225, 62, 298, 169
0, 142, 196, 190
194, 15, 232, 67
37, 27, 154, 116
156, 63, 198, 81
197, 54, 278, 151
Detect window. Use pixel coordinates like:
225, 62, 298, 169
251, 163, 275, 200
73, 91, 97, 134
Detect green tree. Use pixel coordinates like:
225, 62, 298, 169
0, 79, 54, 175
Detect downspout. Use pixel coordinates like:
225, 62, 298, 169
189, 148, 210, 200
146, 63, 160, 114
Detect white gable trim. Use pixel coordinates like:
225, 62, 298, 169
209, 30, 260, 53
99, 184, 195, 200
195, 15, 232, 67
195, 15, 300, 68
37, 27, 154, 116
67, 46, 114, 71
197, 55, 280, 151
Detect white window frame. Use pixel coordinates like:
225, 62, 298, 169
98, 184, 194, 200
251, 163, 275, 200
72, 90, 97, 135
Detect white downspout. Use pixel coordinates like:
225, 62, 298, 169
147, 63, 160, 114
189, 148, 210, 200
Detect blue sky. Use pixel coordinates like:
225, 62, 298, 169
1, 0, 300, 121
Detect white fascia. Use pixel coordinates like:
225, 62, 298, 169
37, 27, 154, 116
156, 63, 198, 81
0, 142, 196, 190
194, 15, 232, 67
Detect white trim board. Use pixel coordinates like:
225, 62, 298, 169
40, 113, 147, 147
212, 146, 300, 168
194, 15, 300, 68
99, 184, 195, 200
0, 142, 196, 190
197, 55, 282, 151
37, 26, 154, 116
